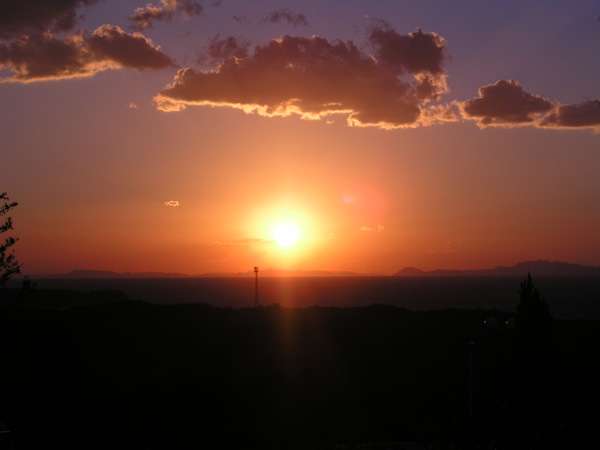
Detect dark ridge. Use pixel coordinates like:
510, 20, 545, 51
396, 260, 600, 277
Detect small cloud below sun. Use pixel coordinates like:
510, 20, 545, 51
164, 200, 180, 207
342, 194, 355, 205
360, 225, 385, 233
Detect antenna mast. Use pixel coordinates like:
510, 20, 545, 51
254, 266, 259, 307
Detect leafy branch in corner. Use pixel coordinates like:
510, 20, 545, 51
1, 192, 21, 286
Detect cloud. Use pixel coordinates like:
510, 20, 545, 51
369, 25, 446, 77
86, 25, 174, 69
460, 80, 554, 127
460, 80, 600, 132
0, 0, 98, 40
206, 35, 249, 61
164, 200, 180, 207
263, 9, 309, 27
0, 25, 174, 83
129, 102, 139, 109
540, 100, 600, 131
360, 225, 385, 233
155, 25, 450, 129
129, 0, 203, 30
217, 238, 273, 246
342, 194, 355, 205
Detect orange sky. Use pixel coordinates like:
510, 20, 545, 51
3, 1, 600, 275
9, 113, 600, 275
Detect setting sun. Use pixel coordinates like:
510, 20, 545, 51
271, 222, 301, 249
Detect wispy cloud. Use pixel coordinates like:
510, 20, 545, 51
215, 238, 274, 247
263, 9, 309, 27
129, 0, 203, 30
360, 225, 385, 233
164, 200, 181, 207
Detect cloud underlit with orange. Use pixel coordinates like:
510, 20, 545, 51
0, 25, 173, 83
540, 100, 600, 131
155, 25, 451, 129
460, 80, 600, 131
460, 80, 554, 127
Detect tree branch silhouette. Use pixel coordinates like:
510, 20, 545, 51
1, 192, 21, 286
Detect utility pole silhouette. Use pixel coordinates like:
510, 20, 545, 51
254, 266, 259, 307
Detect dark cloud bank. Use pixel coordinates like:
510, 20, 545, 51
156, 21, 600, 132
0, 1, 173, 83
207, 35, 250, 61
0, 0, 98, 39
0, 2, 597, 132
156, 26, 450, 129
0, 25, 173, 83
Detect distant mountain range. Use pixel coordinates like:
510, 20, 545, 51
395, 260, 600, 277
41, 269, 361, 279
35, 260, 600, 279
228, 269, 361, 278
45, 270, 191, 279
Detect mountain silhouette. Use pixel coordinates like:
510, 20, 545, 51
38, 269, 363, 279
395, 260, 600, 277
47, 270, 191, 279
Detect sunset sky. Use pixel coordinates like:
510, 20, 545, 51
3, 0, 600, 275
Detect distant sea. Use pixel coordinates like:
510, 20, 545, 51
22, 276, 600, 319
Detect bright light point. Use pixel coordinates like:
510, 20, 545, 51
271, 222, 301, 249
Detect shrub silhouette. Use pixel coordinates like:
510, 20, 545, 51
1, 192, 21, 286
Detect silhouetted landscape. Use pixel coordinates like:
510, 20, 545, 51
9, 270, 600, 319
1, 275, 600, 449
42, 260, 600, 279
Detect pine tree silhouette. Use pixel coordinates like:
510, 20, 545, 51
517, 273, 552, 341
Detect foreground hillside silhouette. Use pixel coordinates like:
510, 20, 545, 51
0, 280, 599, 449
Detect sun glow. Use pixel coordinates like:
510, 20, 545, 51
271, 221, 301, 248
246, 203, 317, 260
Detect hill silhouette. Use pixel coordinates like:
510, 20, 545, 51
396, 260, 600, 277
35, 260, 600, 280
46, 269, 191, 279
39, 268, 363, 279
